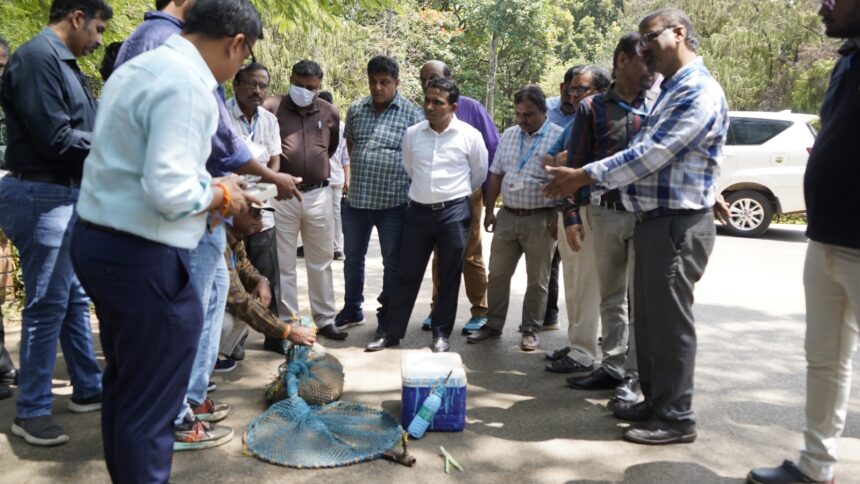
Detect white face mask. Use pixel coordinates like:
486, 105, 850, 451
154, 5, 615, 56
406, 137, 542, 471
289, 85, 316, 107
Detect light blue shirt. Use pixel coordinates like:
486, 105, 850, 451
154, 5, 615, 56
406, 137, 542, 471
546, 96, 575, 127
77, 35, 218, 249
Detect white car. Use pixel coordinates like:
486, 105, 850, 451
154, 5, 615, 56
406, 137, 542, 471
717, 111, 818, 237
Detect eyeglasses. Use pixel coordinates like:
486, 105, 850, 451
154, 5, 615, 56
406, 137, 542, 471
244, 40, 256, 67
639, 25, 676, 47
238, 79, 269, 90
564, 86, 594, 96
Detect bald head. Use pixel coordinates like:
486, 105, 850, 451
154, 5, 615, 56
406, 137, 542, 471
420, 60, 451, 89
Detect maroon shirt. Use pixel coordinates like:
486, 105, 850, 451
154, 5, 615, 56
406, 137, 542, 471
266, 95, 340, 185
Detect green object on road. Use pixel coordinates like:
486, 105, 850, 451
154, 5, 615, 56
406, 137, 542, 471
439, 446, 463, 473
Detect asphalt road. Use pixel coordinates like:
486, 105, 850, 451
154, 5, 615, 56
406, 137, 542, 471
1, 223, 858, 483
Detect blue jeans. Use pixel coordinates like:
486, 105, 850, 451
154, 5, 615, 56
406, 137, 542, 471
176, 224, 228, 423
341, 201, 406, 330
0, 176, 102, 419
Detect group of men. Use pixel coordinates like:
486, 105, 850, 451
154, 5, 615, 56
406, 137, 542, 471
0, 0, 858, 483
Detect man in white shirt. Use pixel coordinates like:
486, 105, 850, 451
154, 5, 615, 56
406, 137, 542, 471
225, 61, 283, 357
69, 0, 259, 480
365, 78, 487, 352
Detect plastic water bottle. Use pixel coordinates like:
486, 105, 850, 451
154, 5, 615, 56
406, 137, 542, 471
407, 371, 452, 439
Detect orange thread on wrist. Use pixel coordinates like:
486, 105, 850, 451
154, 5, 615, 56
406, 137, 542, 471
217, 182, 231, 217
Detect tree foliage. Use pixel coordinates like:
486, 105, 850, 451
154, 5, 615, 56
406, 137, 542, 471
0, 0, 840, 128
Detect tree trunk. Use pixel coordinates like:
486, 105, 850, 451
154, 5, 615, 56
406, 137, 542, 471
485, 32, 498, 118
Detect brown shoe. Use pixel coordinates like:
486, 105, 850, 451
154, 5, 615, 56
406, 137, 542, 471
520, 332, 539, 351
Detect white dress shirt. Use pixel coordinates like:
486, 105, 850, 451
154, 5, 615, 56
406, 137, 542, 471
77, 34, 218, 249
226, 97, 280, 230
401, 116, 488, 204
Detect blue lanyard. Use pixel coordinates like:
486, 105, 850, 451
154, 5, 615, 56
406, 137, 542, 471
616, 99, 649, 117
240, 113, 259, 139
517, 122, 549, 172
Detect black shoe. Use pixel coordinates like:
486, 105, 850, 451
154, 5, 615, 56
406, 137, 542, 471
466, 326, 502, 343
544, 355, 594, 375
542, 320, 560, 331
0, 384, 11, 400
545, 346, 570, 361
431, 337, 450, 353
623, 420, 696, 445
747, 460, 833, 484
365, 335, 400, 352
611, 400, 654, 422
567, 367, 622, 390
1, 368, 17, 386
12, 416, 70, 446
263, 337, 286, 355
68, 393, 102, 413
297, 246, 304, 258
318, 324, 348, 341
612, 376, 641, 404
333, 251, 344, 261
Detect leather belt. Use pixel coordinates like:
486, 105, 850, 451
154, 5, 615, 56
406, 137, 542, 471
9, 171, 81, 188
502, 206, 555, 216
297, 180, 329, 192
634, 206, 712, 223
82, 221, 131, 237
408, 196, 468, 211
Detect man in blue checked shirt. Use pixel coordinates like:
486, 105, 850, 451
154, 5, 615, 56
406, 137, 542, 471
544, 7, 729, 446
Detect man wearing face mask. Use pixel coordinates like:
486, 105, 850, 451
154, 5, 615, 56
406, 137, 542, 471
264, 60, 345, 341
0, 0, 112, 447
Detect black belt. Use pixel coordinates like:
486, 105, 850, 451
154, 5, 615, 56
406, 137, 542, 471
82, 221, 131, 237
297, 180, 329, 192
599, 197, 626, 212
408, 196, 468, 211
9, 171, 81, 188
634, 207, 712, 223
502, 206, 555, 216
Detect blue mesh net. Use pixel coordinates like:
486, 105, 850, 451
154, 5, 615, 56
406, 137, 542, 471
245, 336, 403, 468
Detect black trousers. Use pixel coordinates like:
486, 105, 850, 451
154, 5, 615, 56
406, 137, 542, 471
245, 227, 280, 317
544, 248, 560, 323
71, 221, 203, 484
384, 198, 471, 339
632, 211, 714, 425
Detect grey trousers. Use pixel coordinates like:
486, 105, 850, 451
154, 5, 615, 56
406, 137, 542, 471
590, 205, 637, 379
633, 210, 714, 424
486, 208, 556, 334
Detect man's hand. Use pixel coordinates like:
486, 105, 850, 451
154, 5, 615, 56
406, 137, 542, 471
541, 154, 555, 169
714, 193, 730, 225
484, 208, 497, 233
565, 224, 584, 252
272, 173, 303, 202
547, 214, 558, 241
554, 150, 568, 167
214, 175, 260, 216
252, 279, 272, 307
288, 325, 316, 346
542, 166, 592, 199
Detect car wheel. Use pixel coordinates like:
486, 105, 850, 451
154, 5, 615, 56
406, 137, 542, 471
724, 190, 774, 237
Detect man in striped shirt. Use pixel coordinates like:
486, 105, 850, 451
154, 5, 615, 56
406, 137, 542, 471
544, 7, 729, 445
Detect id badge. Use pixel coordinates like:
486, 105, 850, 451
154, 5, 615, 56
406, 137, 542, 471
509, 176, 525, 192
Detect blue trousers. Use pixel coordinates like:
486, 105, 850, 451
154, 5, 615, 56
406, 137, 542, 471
341, 201, 406, 330
0, 176, 101, 419
384, 198, 471, 339
71, 221, 202, 484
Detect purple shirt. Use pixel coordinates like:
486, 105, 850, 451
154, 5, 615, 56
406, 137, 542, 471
455, 95, 499, 172
113, 11, 251, 176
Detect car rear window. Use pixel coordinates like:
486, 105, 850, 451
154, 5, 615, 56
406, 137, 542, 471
727, 117, 793, 145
